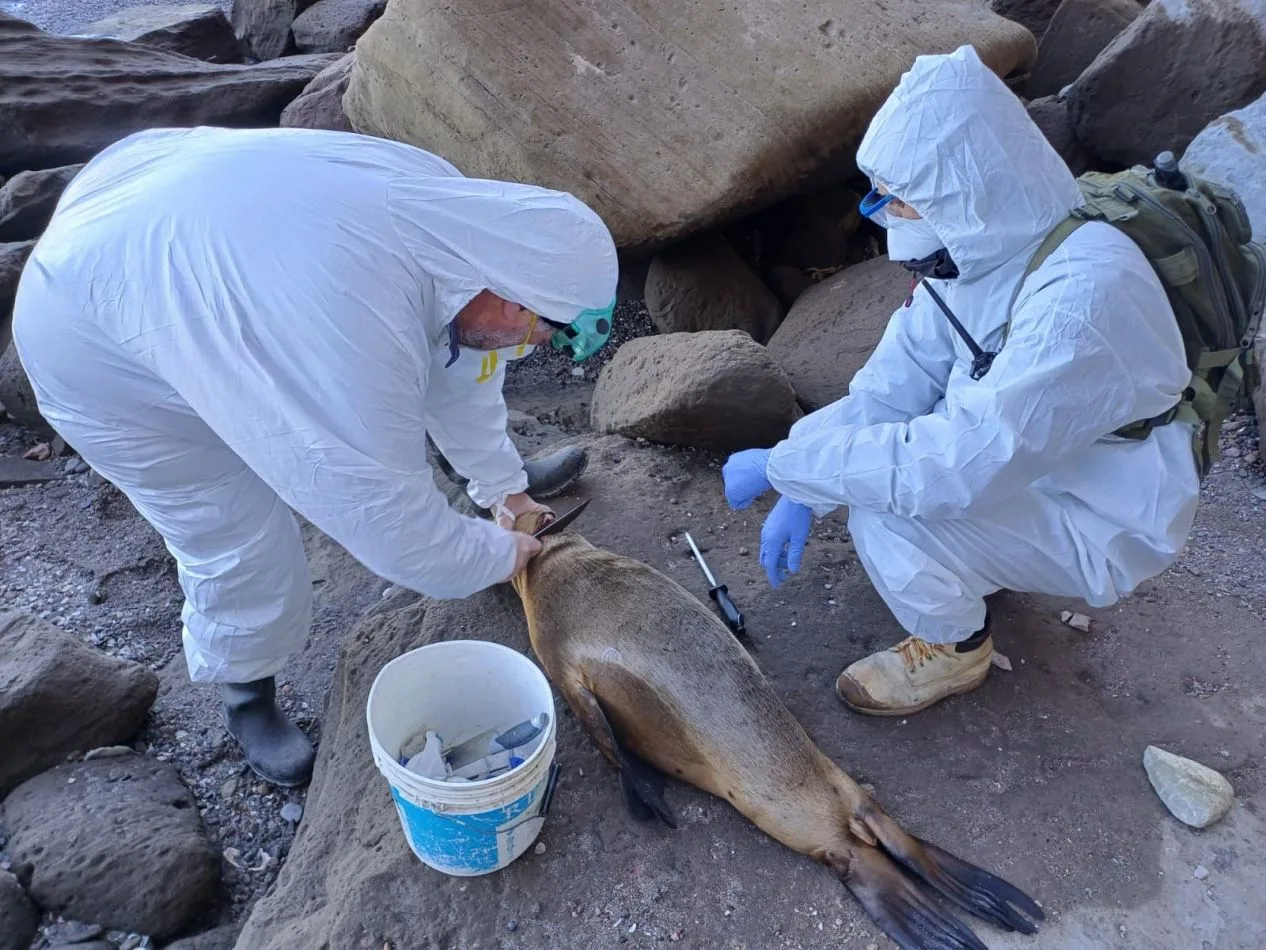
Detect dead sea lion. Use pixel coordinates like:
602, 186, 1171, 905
509, 513, 1044, 950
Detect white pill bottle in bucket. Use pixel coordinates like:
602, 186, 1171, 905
366, 640, 560, 876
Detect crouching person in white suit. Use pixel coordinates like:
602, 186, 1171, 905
722, 46, 1200, 717
11, 126, 619, 785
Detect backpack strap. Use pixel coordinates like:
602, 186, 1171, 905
1003, 216, 1088, 346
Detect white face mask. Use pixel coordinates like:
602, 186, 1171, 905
883, 215, 945, 263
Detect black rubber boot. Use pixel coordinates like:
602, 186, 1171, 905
430, 439, 589, 500
220, 677, 316, 787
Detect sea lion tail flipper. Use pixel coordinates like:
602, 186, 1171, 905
862, 809, 1044, 936
827, 847, 989, 950
566, 683, 678, 829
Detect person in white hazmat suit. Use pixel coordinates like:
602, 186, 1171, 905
722, 45, 1200, 717
11, 125, 619, 786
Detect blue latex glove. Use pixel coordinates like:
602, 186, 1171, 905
721, 448, 773, 510
760, 496, 813, 588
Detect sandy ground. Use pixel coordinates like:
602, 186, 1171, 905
1, 327, 1263, 949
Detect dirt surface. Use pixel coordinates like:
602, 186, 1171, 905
0, 319, 1263, 949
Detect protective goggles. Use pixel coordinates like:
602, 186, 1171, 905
545, 298, 616, 362
859, 188, 895, 219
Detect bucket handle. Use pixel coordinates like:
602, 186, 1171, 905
440, 762, 561, 836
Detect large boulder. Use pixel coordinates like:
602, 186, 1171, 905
989, 0, 1065, 41
1180, 91, 1266, 243
343, 2, 1036, 252
644, 233, 784, 344
233, 0, 316, 62
279, 51, 354, 131
0, 755, 220, 939
0, 871, 38, 950
0, 164, 84, 242
1025, 0, 1141, 100
592, 329, 800, 450
75, 4, 242, 64
291, 0, 385, 54
1, 241, 36, 354
0, 14, 340, 176
1026, 96, 1094, 176
0, 343, 44, 431
1066, 0, 1266, 169
0, 609, 159, 798
766, 256, 909, 411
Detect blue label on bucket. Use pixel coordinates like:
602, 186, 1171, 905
389, 783, 543, 875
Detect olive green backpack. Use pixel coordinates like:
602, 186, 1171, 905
1006, 152, 1266, 480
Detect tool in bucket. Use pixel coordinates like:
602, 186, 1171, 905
684, 532, 747, 640
532, 498, 591, 538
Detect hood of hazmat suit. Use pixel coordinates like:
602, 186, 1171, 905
763, 45, 1201, 617
13, 126, 618, 689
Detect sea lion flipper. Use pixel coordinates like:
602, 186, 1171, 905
567, 682, 678, 829
827, 847, 989, 950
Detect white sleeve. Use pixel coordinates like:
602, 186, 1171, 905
422, 345, 529, 511
787, 291, 956, 441
766, 255, 1182, 521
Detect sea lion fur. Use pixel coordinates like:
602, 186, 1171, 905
509, 517, 1044, 950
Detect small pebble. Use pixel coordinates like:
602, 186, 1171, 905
281, 802, 304, 824
738, 546, 749, 555
1194, 865, 1209, 880
506, 920, 519, 933
534, 842, 547, 855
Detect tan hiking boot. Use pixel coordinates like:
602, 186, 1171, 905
836, 634, 993, 717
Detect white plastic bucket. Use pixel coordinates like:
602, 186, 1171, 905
366, 640, 559, 877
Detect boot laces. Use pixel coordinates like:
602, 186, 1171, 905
894, 636, 942, 673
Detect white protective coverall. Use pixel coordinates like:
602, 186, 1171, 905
765, 45, 1201, 644
12, 126, 618, 683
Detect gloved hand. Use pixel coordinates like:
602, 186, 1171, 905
722, 448, 773, 510
760, 496, 813, 588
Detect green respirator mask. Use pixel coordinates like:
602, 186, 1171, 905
546, 299, 615, 362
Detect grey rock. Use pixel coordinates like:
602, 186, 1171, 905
765, 256, 909, 411
1181, 90, 1266, 243
1067, 0, 1266, 169
0, 457, 63, 488
0, 608, 159, 797
644, 233, 784, 344
0, 342, 46, 431
0, 870, 38, 950
76, 5, 241, 64
1025, 0, 1141, 100
46, 943, 115, 950
232, 0, 316, 62
160, 924, 242, 950
0, 165, 84, 243
0, 240, 36, 354
281, 802, 303, 823
44, 921, 105, 944
1143, 744, 1235, 828
591, 329, 800, 451
0, 13, 341, 177
989, 0, 1065, 40
279, 51, 354, 132
0, 757, 220, 939
1026, 95, 1094, 176
291, 0, 385, 54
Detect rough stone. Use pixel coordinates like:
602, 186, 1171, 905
591, 330, 799, 451
76, 5, 242, 64
343, 1, 1036, 252
1254, 332, 1266, 462
1181, 91, 1266, 243
1067, 0, 1266, 169
291, 0, 385, 54
1026, 95, 1094, 176
0, 165, 84, 243
765, 255, 909, 411
0, 757, 220, 939
989, 0, 1065, 40
0, 457, 62, 488
1142, 744, 1236, 828
1, 240, 36, 354
644, 233, 784, 344
0, 609, 159, 798
232, 0, 314, 62
0, 343, 46, 432
0, 870, 38, 950
1026, 0, 1142, 100
279, 51, 354, 132
161, 924, 243, 950
0, 14, 340, 177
